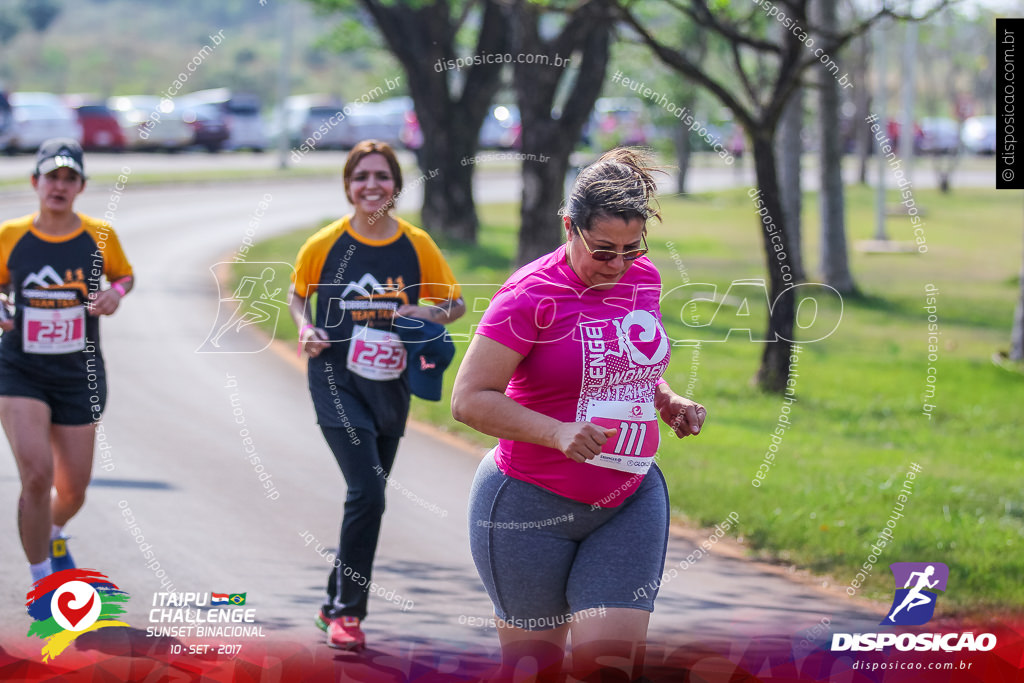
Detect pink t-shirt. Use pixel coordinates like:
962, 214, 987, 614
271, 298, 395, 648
477, 245, 671, 506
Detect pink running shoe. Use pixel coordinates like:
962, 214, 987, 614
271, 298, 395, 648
326, 616, 365, 651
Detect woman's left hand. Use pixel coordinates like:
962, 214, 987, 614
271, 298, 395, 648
88, 288, 122, 316
657, 389, 706, 438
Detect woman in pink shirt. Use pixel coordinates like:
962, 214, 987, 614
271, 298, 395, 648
453, 148, 707, 681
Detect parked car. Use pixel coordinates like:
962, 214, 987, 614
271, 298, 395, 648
108, 95, 193, 151
178, 89, 267, 151
397, 103, 521, 153
399, 106, 422, 152
274, 94, 349, 150
7, 92, 82, 152
479, 104, 521, 149
961, 115, 996, 155
0, 91, 14, 152
584, 97, 652, 149
180, 102, 230, 152
917, 117, 960, 155
64, 97, 126, 151
341, 96, 412, 148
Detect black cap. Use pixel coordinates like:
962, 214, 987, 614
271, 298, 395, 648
34, 138, 85, 178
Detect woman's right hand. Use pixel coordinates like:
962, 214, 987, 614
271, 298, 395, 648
300, 325, 331, 358
553, 422, 617, 463
0, 297, 12, 332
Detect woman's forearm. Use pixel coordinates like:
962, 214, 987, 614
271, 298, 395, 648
452, 388, 562, 451
288, 287, 312, 329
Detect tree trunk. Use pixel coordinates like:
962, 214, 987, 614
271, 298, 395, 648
751, 135, 795, 393
853, 33, 872, 185
1011, 222, 1024, 360
356, 0, 509, 243
818, 0, 857, 295
417, 112, 485, 242
776, 88, 805, 283
518, 147, 574, 264
510, 0, 612, 265
674, 119, 693, 195
674, 93, 698, 194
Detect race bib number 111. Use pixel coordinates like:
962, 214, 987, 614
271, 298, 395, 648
584, 399, 659, 474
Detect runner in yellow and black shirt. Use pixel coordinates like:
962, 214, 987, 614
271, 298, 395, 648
288, 140, 463, 651
0, 139, 134, 584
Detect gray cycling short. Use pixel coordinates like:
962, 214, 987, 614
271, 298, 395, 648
468, 452, 670, 631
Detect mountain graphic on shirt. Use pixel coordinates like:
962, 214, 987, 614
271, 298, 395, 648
21, 265, 88, 300
22, 265, 64, 289
341, 273, 406, 298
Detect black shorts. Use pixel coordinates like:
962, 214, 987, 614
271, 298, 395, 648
0, 357, 105, 426
307, 353, 410, 437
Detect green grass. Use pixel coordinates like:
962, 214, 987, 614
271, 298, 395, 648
235, 185, 1024, 616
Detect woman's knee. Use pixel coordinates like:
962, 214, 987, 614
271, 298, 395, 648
345, 481, 387, 516
56, 485, 87, 510
20, 465, 54, 499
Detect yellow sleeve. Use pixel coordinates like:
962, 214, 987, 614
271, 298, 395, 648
402, 221, 462, 303
83, 218, 134, 281
0, 216, 33, 287
292, 219, 346, 298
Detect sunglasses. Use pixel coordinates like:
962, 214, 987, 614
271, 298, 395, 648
572, 222, 648, 262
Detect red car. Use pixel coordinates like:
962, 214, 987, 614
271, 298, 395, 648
69, 101, 126, 151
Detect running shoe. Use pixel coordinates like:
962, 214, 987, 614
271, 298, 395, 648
315, 608, 330, 632
326, 616, 365, 650
50, 536, 75, 572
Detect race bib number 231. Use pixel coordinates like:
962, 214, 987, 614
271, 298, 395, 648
23, 305, 86, 355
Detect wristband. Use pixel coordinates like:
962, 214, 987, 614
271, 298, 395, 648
656, 377, 666, 386
112, 281, 127, 297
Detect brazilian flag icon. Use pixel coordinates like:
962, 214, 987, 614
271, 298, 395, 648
228, 593, 246, 606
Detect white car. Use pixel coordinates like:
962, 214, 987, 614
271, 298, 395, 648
178, 89, 267, 152
341, 97, 412, 148
479, 105, 521, 150
917, 117, 960, 155
274, 95, 350, 150
961, 115, 995, 155
108, 96, 193, 151
8, 92, 82, 152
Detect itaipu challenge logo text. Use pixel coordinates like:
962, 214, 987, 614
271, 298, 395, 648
25, 569, 130, 662
832, 563, 996, 653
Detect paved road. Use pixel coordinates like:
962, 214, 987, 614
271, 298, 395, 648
0, 178, 889, 678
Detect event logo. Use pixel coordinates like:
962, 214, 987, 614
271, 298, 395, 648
25, 569, 130, 662
883, 562, 948, 626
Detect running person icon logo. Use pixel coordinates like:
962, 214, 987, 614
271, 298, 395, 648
882, 562, 949, 626
198, 262, 293, 353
